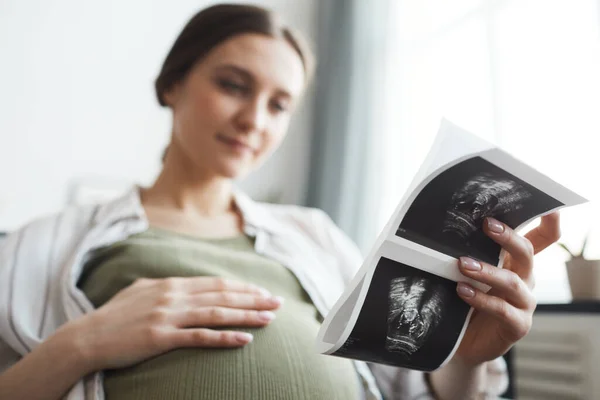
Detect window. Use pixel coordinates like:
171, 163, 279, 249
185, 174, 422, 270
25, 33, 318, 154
379, 0, 600, 302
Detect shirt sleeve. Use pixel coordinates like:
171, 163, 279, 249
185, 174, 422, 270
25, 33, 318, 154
0, 231, 22, 373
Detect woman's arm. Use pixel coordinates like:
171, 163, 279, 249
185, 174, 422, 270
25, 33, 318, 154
0, 276, 281, 400
428, 358, 487, 399
429, 357, 508, 399
0, 322, 92, 400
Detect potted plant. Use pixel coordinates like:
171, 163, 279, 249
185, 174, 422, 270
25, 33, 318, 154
559, 235, 600, 300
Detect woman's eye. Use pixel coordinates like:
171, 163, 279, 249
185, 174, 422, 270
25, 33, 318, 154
271, 100, 288, 113
219, 79, 247, 94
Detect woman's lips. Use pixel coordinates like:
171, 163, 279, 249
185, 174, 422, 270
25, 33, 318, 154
216, 133, 256, 156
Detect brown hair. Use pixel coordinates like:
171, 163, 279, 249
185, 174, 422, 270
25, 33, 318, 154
154, 3, 315, 107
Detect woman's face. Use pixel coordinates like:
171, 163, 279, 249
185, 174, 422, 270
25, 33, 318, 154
164, 33, 306, 179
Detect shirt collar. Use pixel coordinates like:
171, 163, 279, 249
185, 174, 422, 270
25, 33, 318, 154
93, 185, 287, 236
231, 189, 287, 236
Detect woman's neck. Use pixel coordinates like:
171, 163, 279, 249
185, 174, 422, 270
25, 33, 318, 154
142, 147, 235, 218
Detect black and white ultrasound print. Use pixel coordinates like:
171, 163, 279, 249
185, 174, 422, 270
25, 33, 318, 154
385, 276, 447, 356
396, 156, 564, 265
332, 257, 470, 371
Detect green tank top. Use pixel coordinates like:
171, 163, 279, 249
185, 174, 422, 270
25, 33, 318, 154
78, 228, 362, 400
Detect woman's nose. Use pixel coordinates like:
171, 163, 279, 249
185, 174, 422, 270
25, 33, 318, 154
234, 99, 268, 134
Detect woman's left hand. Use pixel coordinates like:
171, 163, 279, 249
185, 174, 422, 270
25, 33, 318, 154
454, 212, 561, 366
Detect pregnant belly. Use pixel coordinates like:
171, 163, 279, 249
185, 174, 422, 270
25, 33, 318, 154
103, 308, 361, 400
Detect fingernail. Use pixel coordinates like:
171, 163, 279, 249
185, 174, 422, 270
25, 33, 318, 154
272, 296, 285, 305
258, 288, 272, 297
487, 218, 505, 234
460, 257, 482, 271
235, 332, 253, 344
457, 283, 476, 298
258, 311, 276, 322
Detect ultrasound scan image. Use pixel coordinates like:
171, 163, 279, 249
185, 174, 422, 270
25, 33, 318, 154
442, 172, 532, 242
385, 276, 451, 356
332, 257, 471, 370
395, 156, 564, 264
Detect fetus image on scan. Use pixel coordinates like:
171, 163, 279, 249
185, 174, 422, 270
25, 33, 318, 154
442, 172, 532, 242
385, 276, 450, 356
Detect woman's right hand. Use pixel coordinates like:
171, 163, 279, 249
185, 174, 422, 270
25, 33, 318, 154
63, 277, 282, 373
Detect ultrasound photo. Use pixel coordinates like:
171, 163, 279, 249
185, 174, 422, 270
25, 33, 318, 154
385, 276, 451, 356
442, 172, 532, 240
396, 157, 564, 265
332, 257, 470, 371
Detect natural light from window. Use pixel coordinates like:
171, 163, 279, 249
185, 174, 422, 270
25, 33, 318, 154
378, 0, 600, 303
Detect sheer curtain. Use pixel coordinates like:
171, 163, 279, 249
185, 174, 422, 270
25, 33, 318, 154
378, 0, 600, 302
306, 0, 391, 252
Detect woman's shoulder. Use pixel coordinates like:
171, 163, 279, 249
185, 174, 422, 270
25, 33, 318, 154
2, 186, 142, 255
0, 203, 100, 258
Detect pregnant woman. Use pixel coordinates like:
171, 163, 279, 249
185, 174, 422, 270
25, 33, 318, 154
0, 3, 560, 399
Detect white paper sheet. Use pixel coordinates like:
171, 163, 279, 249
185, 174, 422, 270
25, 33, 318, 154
315, 119, 587, 371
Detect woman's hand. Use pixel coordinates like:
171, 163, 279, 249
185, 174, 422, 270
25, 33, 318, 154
454, 212, 561, 366
63, 277, 282, 373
